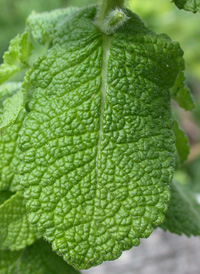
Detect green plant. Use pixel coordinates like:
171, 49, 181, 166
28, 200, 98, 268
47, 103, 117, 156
0, 0, 199, 272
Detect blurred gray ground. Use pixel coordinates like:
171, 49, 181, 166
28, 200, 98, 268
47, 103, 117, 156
82, 229, 200, 274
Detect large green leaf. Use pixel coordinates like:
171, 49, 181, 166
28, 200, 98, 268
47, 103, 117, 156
0, 192, 41, 250
18, 8, 184, 269
160, 180, 200, 236
0, 240, 79, 274
172, 0, 200, 13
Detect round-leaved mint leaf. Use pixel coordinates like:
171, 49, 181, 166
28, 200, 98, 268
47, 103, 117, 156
18, 8, 184, 269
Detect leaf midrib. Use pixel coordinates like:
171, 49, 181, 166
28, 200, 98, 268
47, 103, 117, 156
95, 35, 112, 177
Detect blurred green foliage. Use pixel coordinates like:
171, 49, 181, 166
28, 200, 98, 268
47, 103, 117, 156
174, 158, 200, 193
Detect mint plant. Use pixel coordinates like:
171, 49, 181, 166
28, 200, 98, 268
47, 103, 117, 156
0, 0, 200, 272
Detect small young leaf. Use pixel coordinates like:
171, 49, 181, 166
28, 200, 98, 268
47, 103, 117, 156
0, 240, 80, 274
0, 33, 33, 84
173, 120, 190, 165
0, 192, 41, 250
160, 180, 200, 236
170, 72, 194, 111
172, 0, 200, 13
18, 8, 184, 269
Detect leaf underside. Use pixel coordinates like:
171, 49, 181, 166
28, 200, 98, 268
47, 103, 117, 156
0, 239, 80, 274
173, 120, 190, 165
170, 72, 194, 111
14, 7, 185, 269
172, 0, 200, 13
160, 180, 200, 236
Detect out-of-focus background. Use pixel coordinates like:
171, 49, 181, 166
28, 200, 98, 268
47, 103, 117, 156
0, 0, 199, 273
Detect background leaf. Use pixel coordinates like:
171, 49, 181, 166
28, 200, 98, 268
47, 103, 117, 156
170, 72, 194, 111
0, 240, 80, 274
172, 0, 200, 13
173, 120, 190, 165
160, 180, 200, 236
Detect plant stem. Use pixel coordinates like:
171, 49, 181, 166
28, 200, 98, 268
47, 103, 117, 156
96, 0, 125, 30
